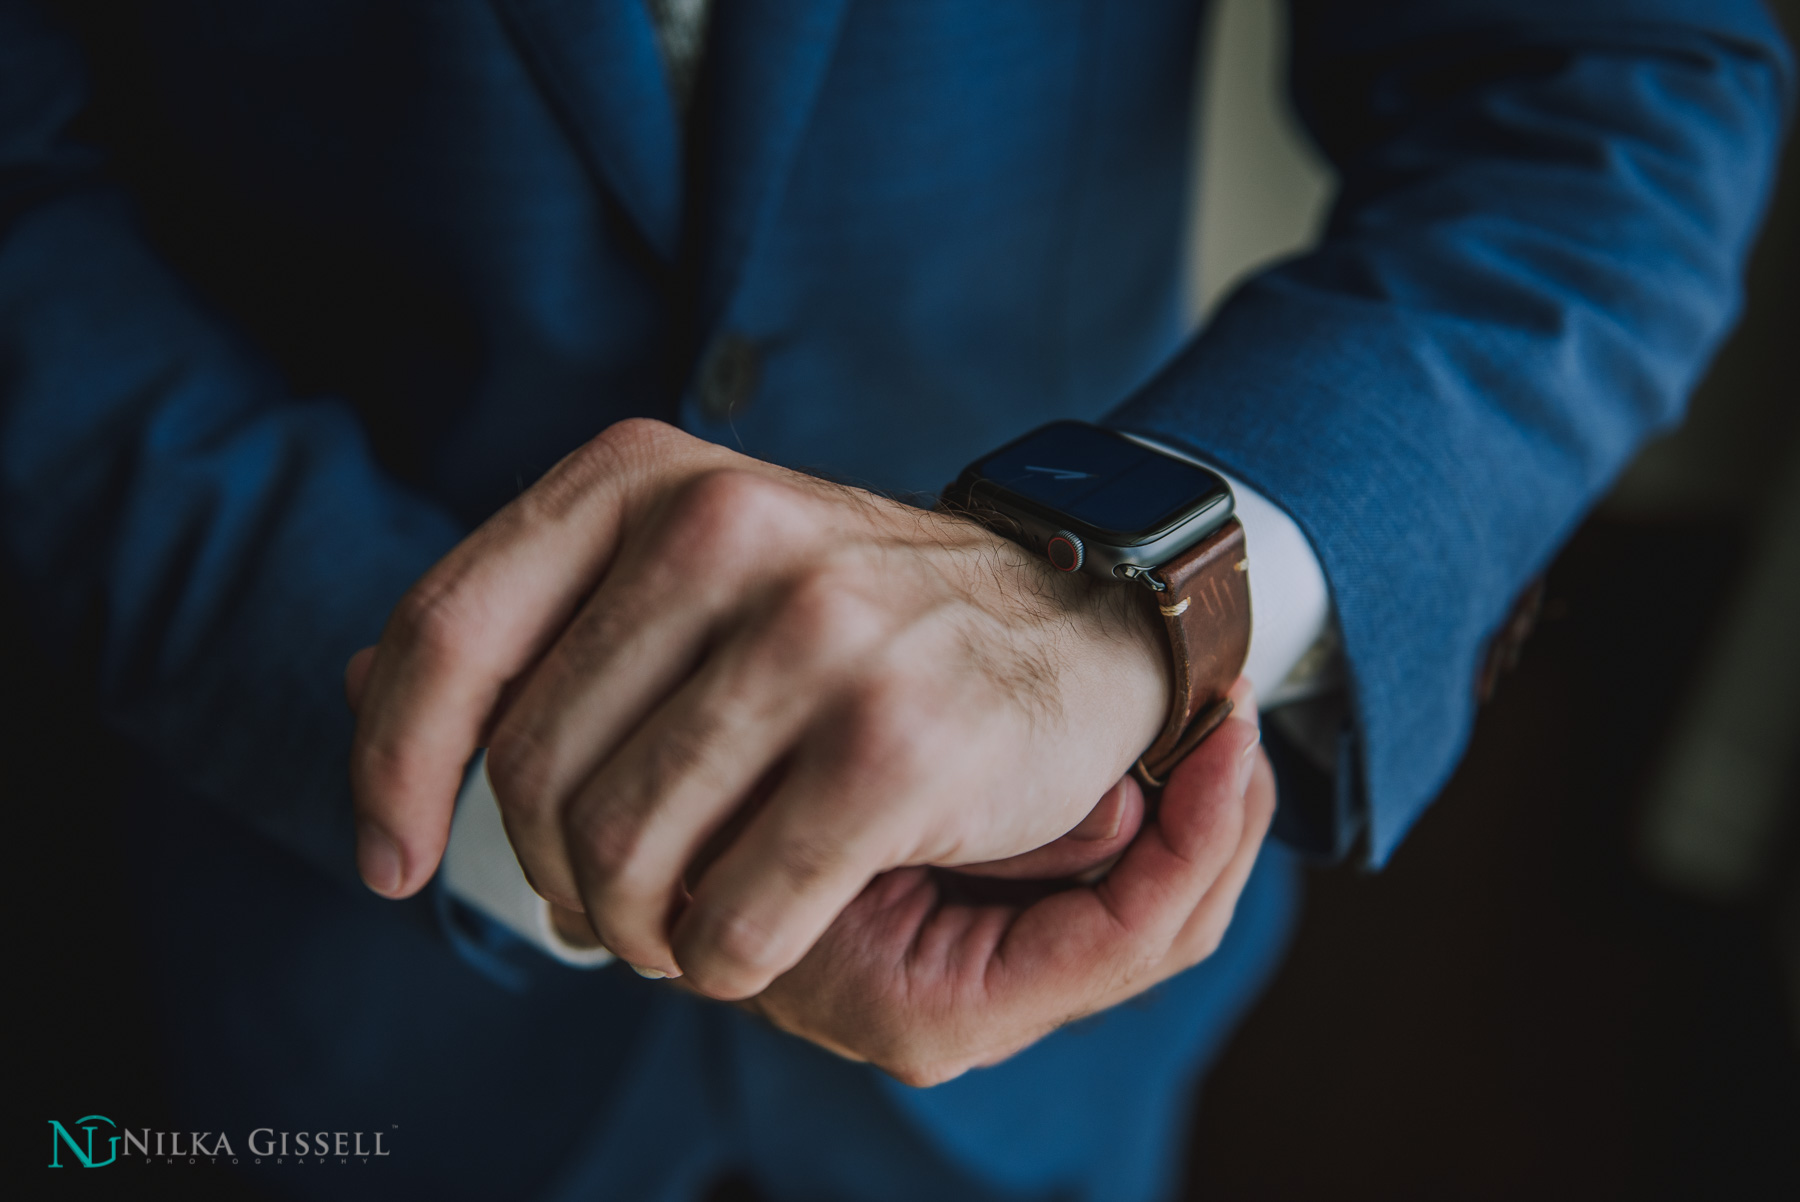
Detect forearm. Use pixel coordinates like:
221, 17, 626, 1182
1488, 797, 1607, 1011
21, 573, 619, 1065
1112, 2, 1792, 861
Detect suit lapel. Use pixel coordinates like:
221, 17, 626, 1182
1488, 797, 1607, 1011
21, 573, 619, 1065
694, 0, 854, 331
490, 0, 684, 262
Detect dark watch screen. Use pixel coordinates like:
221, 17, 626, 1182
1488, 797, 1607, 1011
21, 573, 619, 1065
963, 422, 1229, 543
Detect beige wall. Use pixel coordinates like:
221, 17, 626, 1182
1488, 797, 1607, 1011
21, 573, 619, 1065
1186, 0, 1334, 326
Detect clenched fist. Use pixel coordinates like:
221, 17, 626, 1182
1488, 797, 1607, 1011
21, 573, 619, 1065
345, 419, 1211, 1002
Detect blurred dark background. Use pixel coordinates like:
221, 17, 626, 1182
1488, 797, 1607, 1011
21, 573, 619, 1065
7, 1, 1798, 1199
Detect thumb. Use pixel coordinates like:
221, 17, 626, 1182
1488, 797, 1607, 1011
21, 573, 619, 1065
952, 775, 1146, 881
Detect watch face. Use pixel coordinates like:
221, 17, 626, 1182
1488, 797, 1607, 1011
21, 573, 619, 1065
964, 421, 1231, 544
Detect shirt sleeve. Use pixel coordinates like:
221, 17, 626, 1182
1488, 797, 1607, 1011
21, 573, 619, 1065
1122, 435, 1338, 705
442, 752, 619, 968
1108, 0, 1793, 863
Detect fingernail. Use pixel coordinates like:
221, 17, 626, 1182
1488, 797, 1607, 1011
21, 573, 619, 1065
1235, 733, 1261, 797
629, 963, 680, 980
1235, 685, 1260, 724
1071, 786, 1126, 842
356, 824, 403, 896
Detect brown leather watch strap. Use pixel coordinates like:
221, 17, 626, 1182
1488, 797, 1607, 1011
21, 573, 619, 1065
1133, 517, 1252, 788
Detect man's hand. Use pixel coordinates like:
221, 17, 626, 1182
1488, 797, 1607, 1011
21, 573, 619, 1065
346, 418, 1170, 996
743, 684, 1273, 1086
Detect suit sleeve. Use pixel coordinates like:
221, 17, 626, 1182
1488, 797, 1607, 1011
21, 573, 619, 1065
1109, 0, 1793, 863
0, 2, 464, 888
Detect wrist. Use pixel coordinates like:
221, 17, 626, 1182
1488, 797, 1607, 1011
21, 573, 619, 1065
934, 509, 1169, 772
1049, 559, 1172, 772
1093, 573, 1175, 752
943, 420, 1249, 783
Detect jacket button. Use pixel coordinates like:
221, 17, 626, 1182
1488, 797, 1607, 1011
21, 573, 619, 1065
697, 333, 760, 422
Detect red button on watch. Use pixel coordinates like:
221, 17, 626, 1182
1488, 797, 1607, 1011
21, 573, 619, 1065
1045, 531, 1084, 572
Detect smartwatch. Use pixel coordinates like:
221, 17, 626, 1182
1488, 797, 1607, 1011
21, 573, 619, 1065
944, 421, 1252, 786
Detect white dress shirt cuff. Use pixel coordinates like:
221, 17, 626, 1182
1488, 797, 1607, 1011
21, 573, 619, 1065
442, 752, 616, 969
1122, 434, 1338, 706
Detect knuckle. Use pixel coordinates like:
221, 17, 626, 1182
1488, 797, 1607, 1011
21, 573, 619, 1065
565, 797, 651, 889
880, 1056, 961, 1089
837, 683, 938, 785
350, 732, 426, 811
597, 416, 677, 458
554, 594, 651, 686
688, 909, 783, 998
1181, 916, 1229, 965
775, 572, 886, 667
769, 831, 841, 893
531, 433, 622, 518
526, 419, 676, 522
576, 417, 680, 480
388, 584, 473, 667
640, 714, 721, 796
666, 470, 800, 563
1122, 932, 1168, 981
1190, 930, 1225, 964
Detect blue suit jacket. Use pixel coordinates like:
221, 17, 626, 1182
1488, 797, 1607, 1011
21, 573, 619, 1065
3, 0, 1788, 869
0, 2, 1791, 1194
2, 0, 1792, 873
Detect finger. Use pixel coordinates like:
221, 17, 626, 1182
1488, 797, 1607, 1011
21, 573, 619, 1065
487, 470, 829, 914
668, 715, 930, 1000
855, 714, 1259, 1075
557, 583, 878, 975
747, 865, 944, 1066
676, 668, 1253, 1002
344, 645, 376, 713
984, 700, 1262, 1013
1165, 744, 1276, 971
547, 900, 606, 950
752, 681, 1267, 1082
952, 775, 1146, 881
349, 419, 697, 898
